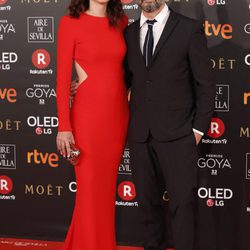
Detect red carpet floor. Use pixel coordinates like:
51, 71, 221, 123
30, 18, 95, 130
0, 238, 174, 250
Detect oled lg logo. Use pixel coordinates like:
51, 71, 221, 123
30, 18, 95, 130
204, 21, 233, 40
207, 0, 226, 6
198, 187, 233, 207
26, 116, 58, 135
202, 118, 227, 144
0, 52, 18, 70
0, 175, 15, 200
116, 181, 138, 207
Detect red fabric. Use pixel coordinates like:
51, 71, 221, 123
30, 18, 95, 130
0, 238, 174, 250
56, 13, 129, 250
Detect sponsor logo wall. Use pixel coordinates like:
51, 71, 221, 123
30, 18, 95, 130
0, 0, 249, 249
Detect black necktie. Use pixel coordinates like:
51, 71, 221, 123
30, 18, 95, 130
143, 19, 157, 67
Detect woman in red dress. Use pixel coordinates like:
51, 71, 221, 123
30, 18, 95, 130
55, 0, 129, 249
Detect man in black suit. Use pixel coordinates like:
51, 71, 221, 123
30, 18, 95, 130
123, 0, 215, 249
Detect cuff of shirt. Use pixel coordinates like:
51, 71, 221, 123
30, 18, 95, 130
192, 128, 204, 136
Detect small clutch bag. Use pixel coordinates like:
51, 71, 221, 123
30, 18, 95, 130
66, 144, 81, 165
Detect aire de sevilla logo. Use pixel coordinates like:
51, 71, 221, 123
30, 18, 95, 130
32, 49, 50, 69
0, 0, 8, 5
207, 117, 225, 138
118, 181, 136, 201
0, 175, 13, 194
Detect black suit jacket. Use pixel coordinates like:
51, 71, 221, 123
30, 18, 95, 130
124, 10, 216, 142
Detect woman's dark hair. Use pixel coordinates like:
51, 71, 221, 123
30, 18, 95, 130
68, 0, 124, 27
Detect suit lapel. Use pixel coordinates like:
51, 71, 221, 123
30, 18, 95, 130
148, 10, 179, 68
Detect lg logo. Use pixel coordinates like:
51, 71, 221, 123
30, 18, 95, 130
118, 181, 136, 201
207, 118, 225, 138
0, 175, 13, 194
207, 0, 226, 6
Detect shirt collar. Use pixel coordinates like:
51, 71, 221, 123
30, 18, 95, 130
140, 4, 169, 27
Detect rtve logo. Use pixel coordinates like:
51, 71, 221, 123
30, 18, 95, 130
32, 49, 50, 69
207, 117, 225, 138
0, 175, 13, 194
118, 181, 136, 201
27, 149, 59, 168
0, 88, 17, 103
204, 21, 233, 40
244, 92, 250, 105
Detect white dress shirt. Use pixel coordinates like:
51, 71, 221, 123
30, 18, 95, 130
139, 4, 204, 137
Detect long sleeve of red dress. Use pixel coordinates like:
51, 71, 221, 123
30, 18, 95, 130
56, 16, 75, 132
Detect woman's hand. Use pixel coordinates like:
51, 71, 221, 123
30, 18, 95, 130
56, 131, 75, 158
70, 77, 80, 97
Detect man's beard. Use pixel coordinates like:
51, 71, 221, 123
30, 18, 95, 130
138, 0, 165, 13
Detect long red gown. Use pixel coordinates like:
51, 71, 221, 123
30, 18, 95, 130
56, 12, 129, 250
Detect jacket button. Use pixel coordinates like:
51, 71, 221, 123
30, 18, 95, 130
146, 80, 152, 84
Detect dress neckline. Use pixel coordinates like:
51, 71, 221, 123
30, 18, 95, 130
82, 12, 109, 20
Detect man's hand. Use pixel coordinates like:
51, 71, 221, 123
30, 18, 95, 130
70, 77, 80, 97
193, 131, 202, 145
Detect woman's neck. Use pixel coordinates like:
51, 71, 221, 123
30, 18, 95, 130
86, 1, 108, 17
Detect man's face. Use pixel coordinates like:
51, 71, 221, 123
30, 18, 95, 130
137, 0, 165, 13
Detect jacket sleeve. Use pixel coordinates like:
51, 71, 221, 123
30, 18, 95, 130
188, 21, 216, 134
56, 15, 75, 132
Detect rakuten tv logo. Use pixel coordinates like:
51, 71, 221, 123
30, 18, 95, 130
27, 149, 59, 168
0, 175, 13, 194
0, 0, 8, 5
118, 181, 136, 201
198, 187, 233, 207
32, 49, 50, 69
207, 118, 225, 138
204, 21, 233, 39
121, 0, 133, 4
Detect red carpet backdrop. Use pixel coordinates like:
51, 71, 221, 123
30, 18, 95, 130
0, 0, 250, 249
